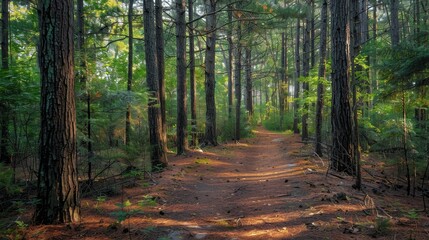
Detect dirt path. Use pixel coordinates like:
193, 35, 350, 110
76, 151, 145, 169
140, 127, 364, 239
25, 127, 429, 240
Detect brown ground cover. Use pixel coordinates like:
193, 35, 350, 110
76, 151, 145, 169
14, 127, 429, 239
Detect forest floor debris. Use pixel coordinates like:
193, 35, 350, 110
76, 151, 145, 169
4, 127, 429, 239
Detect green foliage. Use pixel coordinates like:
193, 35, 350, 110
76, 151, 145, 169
374, 217, 391, 236
263, 111, 294, 132
218, 110, 253, 142
0, 163, 21, 196
403, 209, 419, 220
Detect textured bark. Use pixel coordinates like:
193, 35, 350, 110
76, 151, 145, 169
293, 17, 301, 134
360, 0, 369, 44
390, 0, 400, 45
156, 0, 167, 152
315, 0, 328, 157
125, 0, 133, 146
188, 0, 197, 147
176, 0, 187, 154
302, 0, 311, 141
234, 19, 242, 141
245, 48, 252, 117
0, 0, 10, 164
330, 0, 354, 174
144, 0, 167, 167
203, 0, 218, 146
34, 0, 80, 224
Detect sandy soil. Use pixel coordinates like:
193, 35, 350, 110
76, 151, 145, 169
22, 127, 429, 239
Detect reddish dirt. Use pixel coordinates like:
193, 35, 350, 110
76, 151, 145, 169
20, 127, 429, 239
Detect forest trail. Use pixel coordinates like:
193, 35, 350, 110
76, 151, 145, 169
26, 127, 429, 240
138, 127, 378, 239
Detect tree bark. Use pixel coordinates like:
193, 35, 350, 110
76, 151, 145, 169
234, 19, 242, 141
144, 0, 168, 167
34, 0, 80, 224
245, 47, 252, 117
188, 0, 197, 147
0, 0, 10, 164
390, 0, 400, 45
315, 0, 328, 157
279, 32, 286, 129
293, 16, 301, 134
203, 0, 218, 146
176, 0, 188, 154
125, 0, 133, 146
156, 0, 167, 152
302, 0, 311, 141
227, 4, 234, 120
330, 0, 354, 174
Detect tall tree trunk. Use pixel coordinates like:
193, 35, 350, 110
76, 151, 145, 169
390, 0, 400, 45
245, 47, 252, 117
188, 0, 197, 147
310, 0, 315, 68
204, 0, 218, 146
302, 0, 311, 141
315, 0, 328, 157
227, 3, 234, 119
0, 0, 10, 164
279, 32, 286, 129
156, 0, 167, 152
125, 0, 133, 146
77, 0, 93, 181
144, 0, 168, 167
371, 0, 378, 92
176, 0, 187, 154
235, 19, 242, 141
293, 16, 301, 134
34, 0, 80, 224
330, 0, 354, 174
351, 0, 362, 188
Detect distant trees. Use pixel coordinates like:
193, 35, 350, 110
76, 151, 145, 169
34, 0, 80, 224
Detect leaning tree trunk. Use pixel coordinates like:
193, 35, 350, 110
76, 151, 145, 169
144, 0, 167, 167
156, 0, 167, 152
0, 0, 10, 164
34, 0, 80, 224
176, 0, 188, 154
315, 0, 328, 157
203, 0, 218, 146
330, 0, 354, 174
